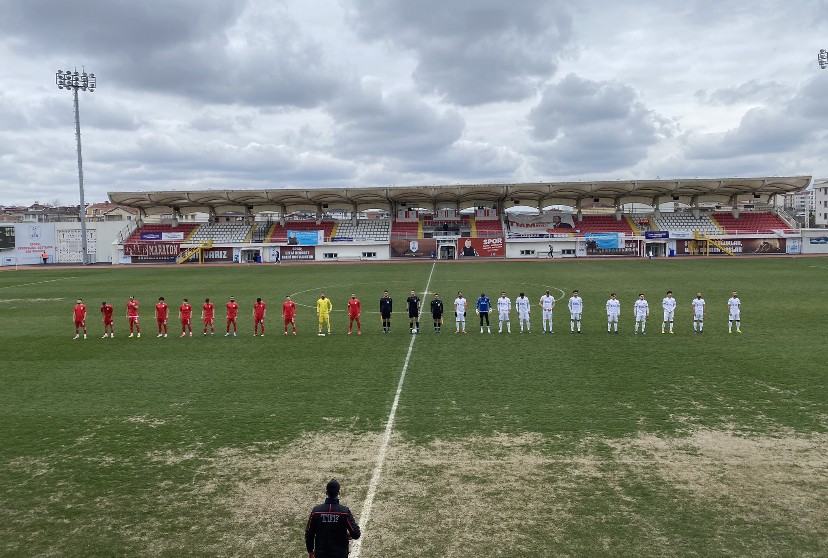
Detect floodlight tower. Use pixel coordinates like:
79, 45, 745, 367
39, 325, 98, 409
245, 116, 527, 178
819, 49, 828, 70
56, 68, 96, 265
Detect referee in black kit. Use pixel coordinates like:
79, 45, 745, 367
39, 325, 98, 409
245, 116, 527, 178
380, 290, 393, 333
305, 479, 361, 558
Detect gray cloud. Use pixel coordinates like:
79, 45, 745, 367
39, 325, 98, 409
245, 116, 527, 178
695, 80, 789, 106
347, 0, 572, 106
0, 0, 343, 108
528, 74, 671, 175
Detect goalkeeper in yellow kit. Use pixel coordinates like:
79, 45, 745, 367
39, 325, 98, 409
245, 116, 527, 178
316, 292, 333, 336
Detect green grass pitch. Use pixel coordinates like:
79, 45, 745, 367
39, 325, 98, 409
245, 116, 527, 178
1, 257, 826, 557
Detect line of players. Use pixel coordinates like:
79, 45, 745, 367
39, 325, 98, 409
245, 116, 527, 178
70, 290, 743, 339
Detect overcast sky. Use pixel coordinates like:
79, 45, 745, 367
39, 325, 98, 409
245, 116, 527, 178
0, 0, 826, 206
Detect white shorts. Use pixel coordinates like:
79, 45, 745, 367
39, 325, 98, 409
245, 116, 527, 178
663, 311, 674, 322
542, 309, 553, 320
570, 313, 581, 321
694, 312, 704, 321
635, 313, 647, 322
519, 311, 530, 321
499, 310, 510, 321
729, 311, 740, 321
607, 313, 619, 323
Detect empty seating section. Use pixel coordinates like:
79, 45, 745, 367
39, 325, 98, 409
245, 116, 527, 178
474, 219, 504, 236
574, 216, 633, 235
333, 220, 391, 241
187, 224, 253, 244
653, 213, 720, 234
125, 223, 199, 243
251, 223, 271, 242
712, 212, 790, 234
390, 221, 420, 238
268, 221, 335, 242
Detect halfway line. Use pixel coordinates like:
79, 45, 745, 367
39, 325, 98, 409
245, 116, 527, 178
350, 261, 437, 558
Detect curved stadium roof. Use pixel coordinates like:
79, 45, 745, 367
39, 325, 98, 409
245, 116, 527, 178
109, 176, 811, 216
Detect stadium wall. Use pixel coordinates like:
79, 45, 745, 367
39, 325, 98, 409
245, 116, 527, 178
0, 221, 124, 265
799, 229, 828, 254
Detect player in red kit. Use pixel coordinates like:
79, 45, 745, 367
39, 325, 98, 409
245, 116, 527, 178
73, 299, 87, 339
202, 298, 215, 335
100, 301, 114, 338
282, 295, 297, 335
253, 297, 267, 336
225, 296, 239, 337
347, 293, 362, 335
155, 297, 169, 337
179, 298, 193, 337
127, 296, 141, 338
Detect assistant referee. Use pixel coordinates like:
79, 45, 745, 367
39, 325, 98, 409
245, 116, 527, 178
305, 479, 361, 558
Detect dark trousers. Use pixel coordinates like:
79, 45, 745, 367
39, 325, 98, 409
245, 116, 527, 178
479, 312, 489, 326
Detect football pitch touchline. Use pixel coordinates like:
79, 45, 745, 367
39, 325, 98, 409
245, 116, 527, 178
351, 261, 437, 558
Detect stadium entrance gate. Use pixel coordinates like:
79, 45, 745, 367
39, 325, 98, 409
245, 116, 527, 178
437, 239, 456, 260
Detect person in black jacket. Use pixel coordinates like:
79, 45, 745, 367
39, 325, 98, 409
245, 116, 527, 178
305, 479, 361, 558
430, 293, 444, 333
380, 290, 393, 333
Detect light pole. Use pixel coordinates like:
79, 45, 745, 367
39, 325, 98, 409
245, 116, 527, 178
819, 49, 827, 70
56, 68, 96, 264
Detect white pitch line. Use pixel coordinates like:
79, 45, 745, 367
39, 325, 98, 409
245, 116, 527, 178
351, 262, 436, 558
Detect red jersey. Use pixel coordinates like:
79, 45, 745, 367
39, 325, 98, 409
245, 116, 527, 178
282, 301, 296, 318
203, 302, 214, 319
226, 302, 239, 319
74, 304, 86, 322
155, 302, 169, 321
347, 298, 361, 317
180, 303, 193, 320
127, 300, 139, 317
101, 304, 114, 323
254, 301, 266, 320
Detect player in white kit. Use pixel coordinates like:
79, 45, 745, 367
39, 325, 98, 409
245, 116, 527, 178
727, 291, 741, 333
633, 294, 649, 334
661, 291, 677, 334
539, 290, 555, 334
497, 292, 511, 333
691, 293, 705, 333
568, 290, 583, 334
454, 292, 467, 334
515, 292, 531, 333
606, 293, 621, 334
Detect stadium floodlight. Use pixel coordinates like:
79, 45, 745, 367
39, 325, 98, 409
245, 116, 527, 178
819, 49, 828, 70
55, 68, 97, 265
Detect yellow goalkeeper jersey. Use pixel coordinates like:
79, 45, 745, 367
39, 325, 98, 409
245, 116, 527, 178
316, 297, 332, 315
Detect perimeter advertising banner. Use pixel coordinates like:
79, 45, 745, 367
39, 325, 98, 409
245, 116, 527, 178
286, 230, 323, 245
457, 237, 505, 257
280, 245, 316, 261
676, 238, 787, 255
124, 243, 180, 257
390, 239, 436, 258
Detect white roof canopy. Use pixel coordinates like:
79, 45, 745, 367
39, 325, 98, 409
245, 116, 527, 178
109, 176, 811, 216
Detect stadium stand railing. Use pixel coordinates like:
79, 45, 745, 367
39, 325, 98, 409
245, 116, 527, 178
572, 215, 634, 236
473, 218, 504, 238
186, 223, 254, 244
332, 219, 391, 242
653, 212, 721, 234
390, 221, 420, 239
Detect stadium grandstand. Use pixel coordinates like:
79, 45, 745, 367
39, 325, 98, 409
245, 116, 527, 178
105, 176, 814, 264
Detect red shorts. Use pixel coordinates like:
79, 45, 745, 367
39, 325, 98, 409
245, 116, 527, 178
157, 318, 166, 324
227, 317, 237, 323
74, 320, 85, 327
349, 314, 360, 321
128, 316, 139, 324
203, 317, 214, 325
103, 318, 113, 326
255, 317, 265, 324
284, 316, 295, 324
181, 318, 191, 326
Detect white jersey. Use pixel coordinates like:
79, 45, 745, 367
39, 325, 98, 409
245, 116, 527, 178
634, 299, 649, 319
662, 297, 677, 312
568, 296, 583, 314
606, 299, 621, 316
497, 297, 511, 313
516, 297, 531, 315
454, 297, 467, 315
728, 297, 741, 318
540, 295, 555, 310
692, 298, 705, 318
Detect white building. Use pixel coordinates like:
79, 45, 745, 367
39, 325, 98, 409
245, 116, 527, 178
814, 179, 828, 227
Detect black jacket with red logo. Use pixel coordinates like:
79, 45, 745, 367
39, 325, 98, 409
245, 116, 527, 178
305, 497, 361, 558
